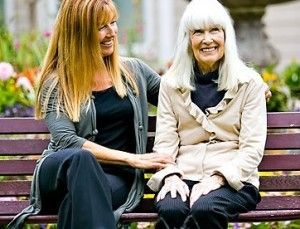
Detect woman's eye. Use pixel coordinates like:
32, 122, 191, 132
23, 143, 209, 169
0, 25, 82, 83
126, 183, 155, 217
99, 25, 106, 31
211, 27, 221, 33
193, 29, 203, 35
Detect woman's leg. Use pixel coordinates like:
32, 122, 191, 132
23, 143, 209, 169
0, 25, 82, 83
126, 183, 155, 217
104, 171, 133, 210
189, 183, 260, 229
39, 148, 116, 229
155, 180, 195, 229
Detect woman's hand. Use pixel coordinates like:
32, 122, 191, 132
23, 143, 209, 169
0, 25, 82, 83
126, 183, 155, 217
128, 153, 174, 169
156, 174, 190, 202
263, 82, 272, 102
190, 174, 225, 207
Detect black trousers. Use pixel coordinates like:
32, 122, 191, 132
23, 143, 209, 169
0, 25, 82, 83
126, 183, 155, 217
38, 148, 132, 229
155, 180, 260, 229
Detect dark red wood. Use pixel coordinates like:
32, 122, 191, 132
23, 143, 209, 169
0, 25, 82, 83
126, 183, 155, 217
0, 201, 28, 215
256, 196, 300, 210
0, 160, 36, 175
265, 133, 300, 149
0, 118, 48, 134
237, 210, 300, 222
0, 181, 31, 197
259, 175, 300, 191
120, 210, 300, 223
267, 112, 300, 128
148, 112, 300, 130
0, 139, 49, 156
258, 155, 300, 171
0, 215, 58, 225
0, 112, 299, 135
143, 176, 300, 193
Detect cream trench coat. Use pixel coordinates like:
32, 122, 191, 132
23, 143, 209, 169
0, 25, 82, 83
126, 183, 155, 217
147, 76, 267, 192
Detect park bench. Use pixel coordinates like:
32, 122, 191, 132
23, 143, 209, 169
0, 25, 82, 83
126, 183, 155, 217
0, 112, 300, 227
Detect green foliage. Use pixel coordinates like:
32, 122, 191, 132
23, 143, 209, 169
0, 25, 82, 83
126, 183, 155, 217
0, 27, 48, 72
283, 61, 300, 99
261, 66, 290, 112
0, 62, 35, 115
0, 28, 49, 116
0, 76, 34, 113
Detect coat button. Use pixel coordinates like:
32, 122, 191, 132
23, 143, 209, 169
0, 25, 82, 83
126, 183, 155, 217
138, 125, 143, 131
92, 129, 98, 135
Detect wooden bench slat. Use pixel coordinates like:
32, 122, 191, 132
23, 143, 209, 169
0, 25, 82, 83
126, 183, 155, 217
237, 210, 300, 222
1, 112, 299, 134
0, 215, 58, 225
1, 175, 299, 198
258, 155, 300, 171
259, 175, 300, 191
1, 156, 299, 176
0, 160, 36, 175
0, 181, 31, 197
133, 196, 300, 212
147, 134, 300, 152
120, 210, 300, 223
265, 133, 300, 149
267, 112, 300, 128
0, 201, 29, 215
256, 196, 300, 210
0, 139, 49, 156
143, 175, 300, 193
148, 112, 300, 131
0, 118, 48, 134
2, 196, 299, 216
1, 210, 300, 225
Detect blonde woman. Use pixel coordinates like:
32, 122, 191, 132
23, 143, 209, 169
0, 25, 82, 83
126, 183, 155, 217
8, 0, 173, 228
147, 0, 267, 228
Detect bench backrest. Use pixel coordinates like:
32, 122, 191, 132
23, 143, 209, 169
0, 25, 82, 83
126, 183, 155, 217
0, 112, 300, 216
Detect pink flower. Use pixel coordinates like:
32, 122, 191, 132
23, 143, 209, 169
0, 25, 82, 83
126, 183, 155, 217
0, 62, 16, 80
16, 76, 33, 91
43, 31, 52, 38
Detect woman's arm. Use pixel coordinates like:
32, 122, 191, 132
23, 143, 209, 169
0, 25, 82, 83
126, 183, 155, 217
147, 78, 184, 192
82, 140, 173, 169
45, 111, 173, 169
213, 80, 267, 190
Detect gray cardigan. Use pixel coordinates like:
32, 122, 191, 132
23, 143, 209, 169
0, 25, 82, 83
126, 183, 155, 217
8, 58, 160, 229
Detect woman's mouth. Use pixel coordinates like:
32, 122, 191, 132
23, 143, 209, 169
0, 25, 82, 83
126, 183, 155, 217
201, 47, 217, 52
101, 40, 113, 47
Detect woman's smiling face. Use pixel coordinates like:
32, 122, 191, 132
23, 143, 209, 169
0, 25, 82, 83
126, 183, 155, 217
190, 25, 225, 73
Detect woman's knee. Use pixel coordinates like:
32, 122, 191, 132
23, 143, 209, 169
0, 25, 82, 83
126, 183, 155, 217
68, 148, 97, 164
190, 197, 222, 219
156, 196, 189, 227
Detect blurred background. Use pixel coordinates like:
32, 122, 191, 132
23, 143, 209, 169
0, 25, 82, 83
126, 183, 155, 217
0, 0, 299, 114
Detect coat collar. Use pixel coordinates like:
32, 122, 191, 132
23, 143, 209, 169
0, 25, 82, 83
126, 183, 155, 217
179, 86, 238, 127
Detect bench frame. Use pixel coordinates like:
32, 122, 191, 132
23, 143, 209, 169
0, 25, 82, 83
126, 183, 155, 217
0, 112, 300, 226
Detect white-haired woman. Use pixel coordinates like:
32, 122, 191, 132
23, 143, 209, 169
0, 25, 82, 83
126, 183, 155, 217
147, 0, 267, 228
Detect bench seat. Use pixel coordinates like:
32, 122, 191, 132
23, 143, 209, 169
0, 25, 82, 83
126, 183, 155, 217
0, 112, 300, 225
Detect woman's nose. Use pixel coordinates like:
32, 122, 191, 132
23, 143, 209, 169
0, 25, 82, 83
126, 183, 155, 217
203, 32, 213, 43
106, 24, 117, 36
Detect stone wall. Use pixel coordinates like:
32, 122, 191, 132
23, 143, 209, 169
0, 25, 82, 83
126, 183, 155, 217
264, 0, 300, 70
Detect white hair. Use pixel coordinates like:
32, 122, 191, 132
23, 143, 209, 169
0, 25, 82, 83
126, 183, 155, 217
165, 0, 260, 91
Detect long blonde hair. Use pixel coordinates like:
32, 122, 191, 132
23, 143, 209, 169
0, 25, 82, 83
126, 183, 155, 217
35, 0, 138, 122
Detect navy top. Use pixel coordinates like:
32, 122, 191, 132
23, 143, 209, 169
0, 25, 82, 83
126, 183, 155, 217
191, 65, 226, 112
93, 87, 135, 175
